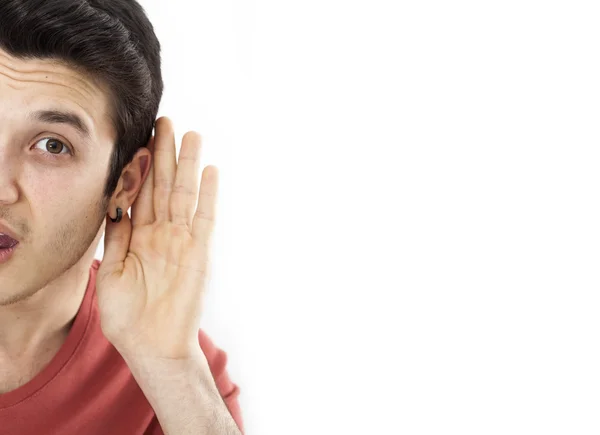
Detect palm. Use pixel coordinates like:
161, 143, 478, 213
95, 117, 218, 360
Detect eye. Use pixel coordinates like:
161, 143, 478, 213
33, 137, 73, 157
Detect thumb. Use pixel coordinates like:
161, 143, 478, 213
102, 207, 132, 270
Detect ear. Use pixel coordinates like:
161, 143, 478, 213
108, 147, 153, 212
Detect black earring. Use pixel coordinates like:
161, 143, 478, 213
110, 207, 123, 223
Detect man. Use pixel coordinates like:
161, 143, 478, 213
0, 0, 243, 434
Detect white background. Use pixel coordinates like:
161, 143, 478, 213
95, 1, 600, 434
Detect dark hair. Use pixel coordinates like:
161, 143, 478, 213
0, 0, 163, 200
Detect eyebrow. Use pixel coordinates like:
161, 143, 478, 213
27, 109, 91, 141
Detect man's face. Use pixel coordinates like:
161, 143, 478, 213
0, 47, 116, 305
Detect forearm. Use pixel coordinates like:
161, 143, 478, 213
121, 352, 242, 435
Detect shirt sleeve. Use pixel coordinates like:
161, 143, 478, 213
148, 328, 245, 435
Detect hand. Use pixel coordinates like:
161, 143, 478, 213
96, 116, 219, 361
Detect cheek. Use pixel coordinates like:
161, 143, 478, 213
25, 182, 93, 238
23, 160, 97, 197
23, 164, 78, 193
40, 204, 96, 255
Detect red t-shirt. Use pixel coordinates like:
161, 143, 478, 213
0, 259, 244, 434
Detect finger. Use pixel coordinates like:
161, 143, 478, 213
170, 131, 202, 229
153, 116, 177, 223
131, 135, 156, 226
192, 165, 219, 248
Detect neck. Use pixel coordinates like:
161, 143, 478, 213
0, 222, 104, 364
0, 260, 91, 361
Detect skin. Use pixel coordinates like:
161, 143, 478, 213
0, 47, 154, 392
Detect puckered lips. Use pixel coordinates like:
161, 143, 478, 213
0, 234, 18, 249
0, 223, 19, 249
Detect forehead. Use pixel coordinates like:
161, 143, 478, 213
0, 47, 114, 143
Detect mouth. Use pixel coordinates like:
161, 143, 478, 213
0, 242, 18, 263
0, 234, 19, 250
